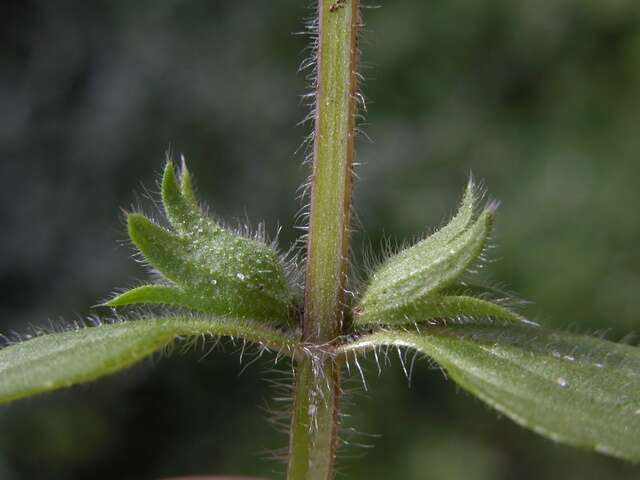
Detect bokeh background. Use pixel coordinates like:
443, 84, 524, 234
2, 1, 640, 479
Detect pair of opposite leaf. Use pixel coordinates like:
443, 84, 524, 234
108, 162, 518, 331
1, 161, 639, 463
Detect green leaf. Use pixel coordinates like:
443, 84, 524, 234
357, 183, 494, 322
0, 316, 297, 405
355, 294, 525, 326
340, 325, 640, 462
126, 213, 193, 283
421, 176, 477, 246
178, 157, 198, 204
107, 161, 294, 323
161, 159, 219, 236
440, 283, 526, 304
107, 284, 201, 309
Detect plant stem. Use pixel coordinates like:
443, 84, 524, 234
287, 1, 360, 479
303, 0, 359, 343
287, 356, 341, 480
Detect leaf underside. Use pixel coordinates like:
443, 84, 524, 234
342, 324, 640, 462
0, 316, 296, 405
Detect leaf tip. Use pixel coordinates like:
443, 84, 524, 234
126, 212, 150, 236
178, 154, 196, 201
161, 159, 181, 202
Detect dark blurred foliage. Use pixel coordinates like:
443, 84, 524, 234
1, 0, 640, 479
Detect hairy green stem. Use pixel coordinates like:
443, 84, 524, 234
303, 0, 359, 341
287, 356, 341, 480
288, 1, 360, 479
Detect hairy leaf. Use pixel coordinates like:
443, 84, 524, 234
358, 183, 494, 322
341, 325, 640, 462
356, 294, 525, 326
107, 161, 294, 323
440, 283, 526, 304
161, 159, 219, 236
0, 316, 297, 405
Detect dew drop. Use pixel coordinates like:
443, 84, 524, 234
211, 279, 217, 286
556, 377, 568, 387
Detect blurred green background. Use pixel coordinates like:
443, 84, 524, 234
1, 1, 640, 479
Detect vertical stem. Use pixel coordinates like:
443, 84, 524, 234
304, 0, 359, 342
287, 357, 341, 480
288, 1, 360, 479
